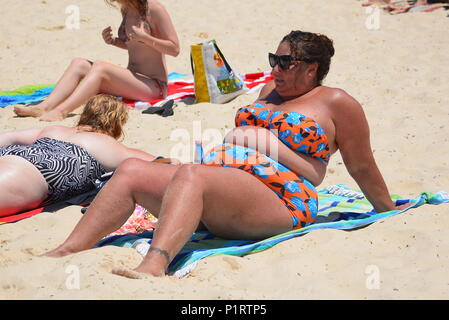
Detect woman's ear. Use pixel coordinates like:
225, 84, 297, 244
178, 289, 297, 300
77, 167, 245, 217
307, 62, 319, 79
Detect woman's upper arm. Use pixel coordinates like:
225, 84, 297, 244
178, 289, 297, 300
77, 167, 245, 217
0, 128, 43, 147
332, 90, 375, 174
107, 140, 156, 163
120, 146, 156, 162
86, 138, 155, 171
150, 3, 179, 51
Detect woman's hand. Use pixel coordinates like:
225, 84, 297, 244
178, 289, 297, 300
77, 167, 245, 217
102, 26, 115, 45
128, 21, 152, 44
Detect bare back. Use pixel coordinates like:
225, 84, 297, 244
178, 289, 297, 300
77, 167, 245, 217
35, 126, 149, 172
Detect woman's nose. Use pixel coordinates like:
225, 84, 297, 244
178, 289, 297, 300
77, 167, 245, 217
271, 64, 282, 76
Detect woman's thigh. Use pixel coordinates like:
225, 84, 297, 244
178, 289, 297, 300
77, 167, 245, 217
116, 160, 292, 239
91, 61, 163, 101
116, 159, 180, 216
195, 165, 293, 240
0, 156, 48, 217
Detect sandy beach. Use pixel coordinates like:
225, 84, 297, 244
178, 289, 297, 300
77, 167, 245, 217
0, 0, 448, 300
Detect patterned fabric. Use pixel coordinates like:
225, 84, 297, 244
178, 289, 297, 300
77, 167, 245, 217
202, 143, 318, 229
95, 187, 449, 275
108, 205, 157, 236
197, 103, 331, 230
0, 137, 106, 205
235, 103, 331, 164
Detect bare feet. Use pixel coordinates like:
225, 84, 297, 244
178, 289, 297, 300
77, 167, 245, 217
13, 105, 44, 118
42, 246, 76, 258
39, 109, 67, 122
112, 265, 165, 279
112, 268, 152, 279
112, 255, 167, 279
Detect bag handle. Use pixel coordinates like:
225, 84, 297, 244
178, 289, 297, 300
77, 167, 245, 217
190, 52, 195, 76
212, 41, 233, 74
190, 40, 234, 75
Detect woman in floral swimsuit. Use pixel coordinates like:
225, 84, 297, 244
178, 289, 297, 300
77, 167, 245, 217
45, 30, 409, 278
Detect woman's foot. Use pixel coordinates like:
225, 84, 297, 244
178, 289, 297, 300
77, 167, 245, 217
39, 109, 67, 122
112, 252, 168, 278
42, 245, 77, 258
112, 265, 165, 279
13, 105, 45, 118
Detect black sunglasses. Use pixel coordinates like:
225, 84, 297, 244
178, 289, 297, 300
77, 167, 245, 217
269, 53, 310, 71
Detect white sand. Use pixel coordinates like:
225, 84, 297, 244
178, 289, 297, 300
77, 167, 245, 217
0, 0, 448, 299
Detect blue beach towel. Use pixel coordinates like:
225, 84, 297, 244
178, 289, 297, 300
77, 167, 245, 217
0, 86, 55, 107
95, 185, 449, 275
0, 73, 189, 108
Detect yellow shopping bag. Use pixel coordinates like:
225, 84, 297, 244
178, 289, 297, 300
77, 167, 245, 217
190, 40, 247, 104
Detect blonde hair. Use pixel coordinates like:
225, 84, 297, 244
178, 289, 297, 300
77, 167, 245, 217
77, 94, 129, 140
105, 0, 149, 18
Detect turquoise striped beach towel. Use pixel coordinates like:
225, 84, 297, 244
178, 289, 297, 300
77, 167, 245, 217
95, 185, 449, 275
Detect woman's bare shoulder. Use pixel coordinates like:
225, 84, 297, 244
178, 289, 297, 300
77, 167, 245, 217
39, 125, 72, 136
257, 81, 275, 100
319, 86, 353, 100
319, 86, 362, 111
77, 130, 119, 143
148, 0, 165, 13
319, 86, 367, 128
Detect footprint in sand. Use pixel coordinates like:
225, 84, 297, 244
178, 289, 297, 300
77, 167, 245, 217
99, 255, 115, 271
195, 32, 209, 39
222, 256, 241, 271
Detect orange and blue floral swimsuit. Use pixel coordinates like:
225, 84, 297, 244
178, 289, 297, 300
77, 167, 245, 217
201, 103, 331, 230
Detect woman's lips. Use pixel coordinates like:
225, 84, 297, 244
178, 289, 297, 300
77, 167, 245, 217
274, 79, 285, 86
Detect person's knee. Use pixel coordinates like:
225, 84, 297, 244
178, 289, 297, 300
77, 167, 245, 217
172, 164, 204, 186
115, 158, 151, 179
88, 61, 110, 79
70, 58, 92, 76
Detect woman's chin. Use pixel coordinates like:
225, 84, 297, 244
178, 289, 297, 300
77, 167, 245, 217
275, 87, 292, 99
274, 83, 286, 92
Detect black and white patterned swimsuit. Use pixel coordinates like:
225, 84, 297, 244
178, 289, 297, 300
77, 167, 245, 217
0, 137, 107, 206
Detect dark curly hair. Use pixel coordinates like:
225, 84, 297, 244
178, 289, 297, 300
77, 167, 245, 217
281, 30, 335, 85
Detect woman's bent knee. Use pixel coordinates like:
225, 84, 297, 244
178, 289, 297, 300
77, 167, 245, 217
89, 61, 110, 77
115, 158, 152, 177
70, 58, 92, 75
172, 164, 206, 187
